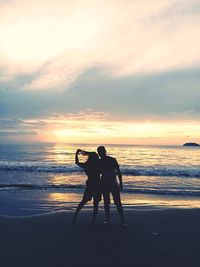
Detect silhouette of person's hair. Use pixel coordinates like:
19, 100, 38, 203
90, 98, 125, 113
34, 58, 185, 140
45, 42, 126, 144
87, 152, 99, 163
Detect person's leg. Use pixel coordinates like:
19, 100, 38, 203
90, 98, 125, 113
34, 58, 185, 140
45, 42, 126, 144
73, 199, 87, 223
116, 202, 125, 224
73, 187, 92, 223
92, 198, 99, 224
103, 191, 110, 223
112, 186, 125, 225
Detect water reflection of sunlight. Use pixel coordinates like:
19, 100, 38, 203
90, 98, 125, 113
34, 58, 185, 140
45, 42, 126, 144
52, 144, 88, 164
122, 194, 200, 209
52, 144, 69, 164
47, 192, 80, 203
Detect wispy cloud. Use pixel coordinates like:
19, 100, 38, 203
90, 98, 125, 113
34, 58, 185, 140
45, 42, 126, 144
0, 0, 200, 89
0, 66, 200, 121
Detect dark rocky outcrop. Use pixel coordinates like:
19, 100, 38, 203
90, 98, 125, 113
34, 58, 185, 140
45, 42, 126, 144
183, 142, 199, 147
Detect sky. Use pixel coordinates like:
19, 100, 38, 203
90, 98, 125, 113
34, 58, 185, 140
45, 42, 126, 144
0, 0, 200, 145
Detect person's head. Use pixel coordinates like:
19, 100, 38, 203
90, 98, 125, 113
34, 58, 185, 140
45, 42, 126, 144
97, 146, 107, 158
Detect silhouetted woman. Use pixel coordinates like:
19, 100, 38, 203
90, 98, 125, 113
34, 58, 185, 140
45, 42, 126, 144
73, 149, 101, 224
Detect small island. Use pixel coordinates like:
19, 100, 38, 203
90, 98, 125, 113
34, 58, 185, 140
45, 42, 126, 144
183, 142, 200, 147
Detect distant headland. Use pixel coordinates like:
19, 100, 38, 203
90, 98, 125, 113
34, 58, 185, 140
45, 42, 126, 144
183, 142, 200, 147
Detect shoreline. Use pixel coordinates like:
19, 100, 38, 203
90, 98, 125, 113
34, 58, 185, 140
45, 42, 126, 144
0, 206, 200, 219
0, 209, 200, 267
1, 189, 200, 217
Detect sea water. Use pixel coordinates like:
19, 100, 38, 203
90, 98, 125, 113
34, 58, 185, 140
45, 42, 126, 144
0, 143, 200, 216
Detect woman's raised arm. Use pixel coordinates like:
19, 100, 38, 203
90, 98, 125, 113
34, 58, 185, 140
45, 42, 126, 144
75, 149, 86, 168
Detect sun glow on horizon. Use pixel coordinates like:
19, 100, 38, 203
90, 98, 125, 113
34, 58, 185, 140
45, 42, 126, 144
1, 110, 199, 145
43, 119, 200, 145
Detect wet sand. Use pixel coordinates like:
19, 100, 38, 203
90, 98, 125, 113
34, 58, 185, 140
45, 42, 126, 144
0, 209, 200, 267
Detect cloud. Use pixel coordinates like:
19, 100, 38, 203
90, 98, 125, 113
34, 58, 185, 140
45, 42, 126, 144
0, 0, 200, 89
0, 1, 200, 144
0, 110, 108, 136
0, 130, 37, 136
0, 66, 200, 121
62, 66, 200, 121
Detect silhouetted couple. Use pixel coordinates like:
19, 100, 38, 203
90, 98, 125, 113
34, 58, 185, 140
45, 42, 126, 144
73, 146, 126, 227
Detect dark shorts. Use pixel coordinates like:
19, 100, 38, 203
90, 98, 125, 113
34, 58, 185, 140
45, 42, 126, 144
82, 185, 101, 202
102, 183, 121, 205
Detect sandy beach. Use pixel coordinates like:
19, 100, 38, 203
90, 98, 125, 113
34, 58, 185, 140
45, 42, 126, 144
0, 208, 200, 267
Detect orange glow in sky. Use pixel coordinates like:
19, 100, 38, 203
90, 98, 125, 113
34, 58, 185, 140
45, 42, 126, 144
15, 117, 199, 145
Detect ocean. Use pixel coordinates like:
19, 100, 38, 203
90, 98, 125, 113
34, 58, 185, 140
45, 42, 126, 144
0, 143, 200, 216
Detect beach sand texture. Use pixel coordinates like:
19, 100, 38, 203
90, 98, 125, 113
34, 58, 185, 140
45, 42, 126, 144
0, 209, 200, 267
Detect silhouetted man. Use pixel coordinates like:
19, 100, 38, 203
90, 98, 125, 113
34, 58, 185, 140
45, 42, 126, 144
97, 146, 126, 227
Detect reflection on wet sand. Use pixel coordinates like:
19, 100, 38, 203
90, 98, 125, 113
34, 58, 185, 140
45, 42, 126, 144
47, 192, 81, 203
122, 193, 200, 209
1, 190, 200, 216
47, 191, 200, 209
